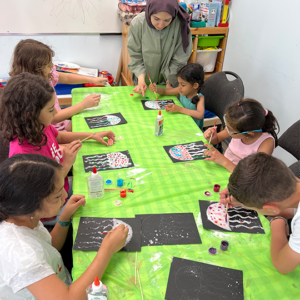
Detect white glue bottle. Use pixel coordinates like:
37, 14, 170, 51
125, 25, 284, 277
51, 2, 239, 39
88, 167, 104, 199
86, 276, 109, 300
155, 110, 164, 136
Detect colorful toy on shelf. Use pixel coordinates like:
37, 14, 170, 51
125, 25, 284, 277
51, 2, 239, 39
218, 0, 230, 27
83, 71, 114, 88
118, 0, 146, 14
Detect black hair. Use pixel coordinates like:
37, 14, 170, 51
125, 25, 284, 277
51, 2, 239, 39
225, 98, 280, 146
228, 153, 297, 209
0, 72, 54, 149
176, 63, 204, 105
0, 154, 62, 222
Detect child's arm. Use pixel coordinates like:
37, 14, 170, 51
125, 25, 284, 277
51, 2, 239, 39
270, 218, 300, 274
257, 137, 275, 155
56, 131, 115, 146
27, 225, 128, 300
149, 83, 179, 96
166, 95, 205, 120
58, 72, 107, 85
52, 94, 101, 123
50, 195, 86, 251
203, 143, 236, 173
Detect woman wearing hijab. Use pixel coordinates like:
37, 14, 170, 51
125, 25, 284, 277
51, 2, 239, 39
127, 0, 193, 96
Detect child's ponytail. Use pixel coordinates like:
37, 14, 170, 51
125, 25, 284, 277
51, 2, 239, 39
225, 98, 280, 145
262, 110, 280, 146
177, 63, 205, 106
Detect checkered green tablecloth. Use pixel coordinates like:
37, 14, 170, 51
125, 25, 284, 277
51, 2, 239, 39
71, 87, 299, 300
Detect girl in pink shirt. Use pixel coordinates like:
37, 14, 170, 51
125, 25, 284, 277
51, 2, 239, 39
0, 73, 115, 221
203, 98, 280, 173
9, 39, 108, 132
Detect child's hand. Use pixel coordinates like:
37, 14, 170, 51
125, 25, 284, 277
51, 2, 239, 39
204, 126, 217, 143
92, 131, 116, 146
219, 188, 241, 208
149, 83, 157, 93
92, 77, 108, 85
60, 194, 86, 221
81, 94, 101, 109
101, 224, 129, 253
203, 144, 227, 166
166, 104, 180, 112
62, 140, 82, 167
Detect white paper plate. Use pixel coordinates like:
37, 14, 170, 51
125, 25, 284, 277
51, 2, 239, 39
54, 61, 80, 69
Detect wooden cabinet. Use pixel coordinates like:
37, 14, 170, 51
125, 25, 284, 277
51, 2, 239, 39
116, 23, 229, 86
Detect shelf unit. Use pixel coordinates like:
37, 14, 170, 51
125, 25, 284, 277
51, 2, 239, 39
116, 24, 229, 86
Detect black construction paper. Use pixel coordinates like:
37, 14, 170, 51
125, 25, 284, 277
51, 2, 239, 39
73, 217, 141, 252
164, 141, 206, 163
199, 200, 265, 234
82, 150, 134, 173
165, 257, 244, 300
141, 99, 175, 110
84, 112, 127, 129
136, 213, 201, 246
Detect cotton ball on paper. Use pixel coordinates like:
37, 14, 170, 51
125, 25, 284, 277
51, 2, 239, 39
112, 218, 133, 246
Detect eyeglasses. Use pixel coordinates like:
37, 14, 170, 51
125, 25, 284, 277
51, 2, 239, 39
223, 114, 262, 136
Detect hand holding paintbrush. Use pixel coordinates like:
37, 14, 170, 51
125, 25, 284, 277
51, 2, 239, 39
147, 74, 158, 100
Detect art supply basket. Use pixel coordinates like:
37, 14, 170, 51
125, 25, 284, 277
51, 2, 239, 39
196, 48, 222, 72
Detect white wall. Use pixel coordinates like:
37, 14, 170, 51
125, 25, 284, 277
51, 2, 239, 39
0, 35, 122, 79
223, 0, 300, 166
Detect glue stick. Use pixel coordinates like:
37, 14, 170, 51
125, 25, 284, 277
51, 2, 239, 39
155, 110, 164, 136
87, 167, 104, 199
86, 276, 109, 300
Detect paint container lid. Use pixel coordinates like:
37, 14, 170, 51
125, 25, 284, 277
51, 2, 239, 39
204, 191, 211, 197
105, 179, 112, 185
208, 247, 217, 255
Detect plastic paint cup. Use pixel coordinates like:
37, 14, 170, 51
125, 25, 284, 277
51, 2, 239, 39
220, 240, 229, 251
117, 178, 124, 187
120, 189, 127, 198
213, 184, 220, 192
108, 139, 114, 146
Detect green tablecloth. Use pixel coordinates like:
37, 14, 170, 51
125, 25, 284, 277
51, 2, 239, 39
71, 87, 299, 300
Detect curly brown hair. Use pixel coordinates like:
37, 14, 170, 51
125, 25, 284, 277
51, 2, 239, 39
0, 73, 54, 149
9, 39, 54, 82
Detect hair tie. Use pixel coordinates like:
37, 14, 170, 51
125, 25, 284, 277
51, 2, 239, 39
265, 109, 268, 116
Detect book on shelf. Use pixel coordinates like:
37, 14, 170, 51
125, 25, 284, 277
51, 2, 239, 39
56, 66, 98, 78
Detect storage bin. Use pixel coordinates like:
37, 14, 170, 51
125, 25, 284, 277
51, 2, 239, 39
197, 35, 224, 47
196, 48, 222, 72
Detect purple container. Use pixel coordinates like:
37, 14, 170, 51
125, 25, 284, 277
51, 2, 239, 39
220, 240, 229, 251
208, 247, 217, 255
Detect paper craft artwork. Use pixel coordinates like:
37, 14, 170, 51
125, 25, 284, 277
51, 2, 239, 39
84, 113, 127, 129
163, 142, 206, 163
136, 213, 201, 246
141, 99, 174, 110
82, 150, 134, 173
165, 257, 244, 300
73, 217, 141, 252
199, 200, 265, 234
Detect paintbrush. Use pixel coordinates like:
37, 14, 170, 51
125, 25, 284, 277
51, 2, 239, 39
80, 132, 96, 142
208, 120, 217, 145
147, 74, 158, 100
225, 203, 229, 222
101, 230, 113, 234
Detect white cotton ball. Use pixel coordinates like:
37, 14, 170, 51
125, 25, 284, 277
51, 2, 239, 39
112, 218, 133, 246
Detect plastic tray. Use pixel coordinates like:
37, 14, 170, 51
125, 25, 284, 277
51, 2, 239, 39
197, 35, 224, 47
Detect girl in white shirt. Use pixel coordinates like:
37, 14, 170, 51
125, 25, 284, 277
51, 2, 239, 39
0, 153, 128, 300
